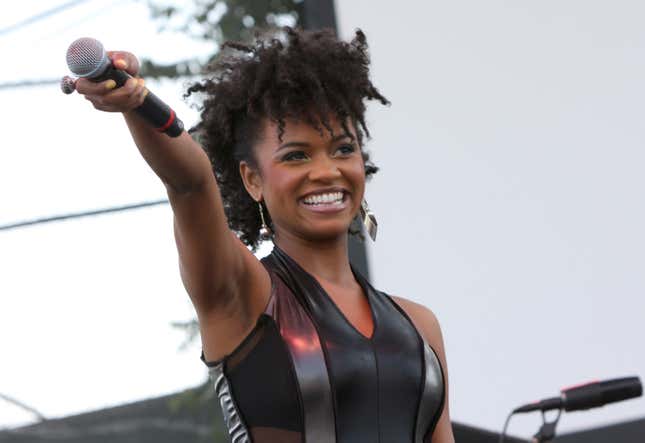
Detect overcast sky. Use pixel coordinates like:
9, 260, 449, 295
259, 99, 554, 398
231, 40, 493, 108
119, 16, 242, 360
0, 0, 242, 428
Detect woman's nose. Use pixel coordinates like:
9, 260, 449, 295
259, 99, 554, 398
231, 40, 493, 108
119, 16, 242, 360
307, 156, 342, 182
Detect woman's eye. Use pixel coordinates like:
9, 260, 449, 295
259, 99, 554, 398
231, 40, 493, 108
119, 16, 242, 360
336, 144, 356, 155
282, 151, 307, 161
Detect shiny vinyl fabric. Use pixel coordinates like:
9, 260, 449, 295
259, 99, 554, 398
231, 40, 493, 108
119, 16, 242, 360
202, 246, 445, 443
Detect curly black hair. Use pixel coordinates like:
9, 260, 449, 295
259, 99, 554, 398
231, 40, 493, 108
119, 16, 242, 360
186, 27, 389, 250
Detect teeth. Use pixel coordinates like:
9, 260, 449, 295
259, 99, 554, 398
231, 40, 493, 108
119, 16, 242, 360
303, 192, 344, 205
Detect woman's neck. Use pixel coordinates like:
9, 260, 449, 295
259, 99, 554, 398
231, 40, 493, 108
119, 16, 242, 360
273, 234, 355, 286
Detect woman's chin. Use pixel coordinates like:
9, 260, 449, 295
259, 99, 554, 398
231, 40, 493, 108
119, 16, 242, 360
275, 207, 359, 243
298, 222, 353, 243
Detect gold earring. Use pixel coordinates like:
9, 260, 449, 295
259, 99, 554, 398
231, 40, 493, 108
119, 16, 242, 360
258, 201, 273, 241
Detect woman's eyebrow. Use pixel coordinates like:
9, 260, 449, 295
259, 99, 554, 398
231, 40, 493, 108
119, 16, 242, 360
276, 133, 355, 152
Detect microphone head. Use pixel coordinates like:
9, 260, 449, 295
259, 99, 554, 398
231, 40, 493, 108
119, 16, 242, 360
66, 37, 110, 78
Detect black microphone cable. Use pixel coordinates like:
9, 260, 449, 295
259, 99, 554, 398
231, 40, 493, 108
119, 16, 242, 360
499, 408, 563, 443
498, 410, 514, 443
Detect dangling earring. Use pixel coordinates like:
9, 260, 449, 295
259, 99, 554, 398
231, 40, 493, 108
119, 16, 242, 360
360, 199, 378, 241
258, 201, 273, 241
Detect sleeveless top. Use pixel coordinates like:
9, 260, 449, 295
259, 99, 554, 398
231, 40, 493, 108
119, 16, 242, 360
200, 246, 445, 443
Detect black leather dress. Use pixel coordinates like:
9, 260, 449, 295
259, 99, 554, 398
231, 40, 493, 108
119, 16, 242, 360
201, 246, 445, 443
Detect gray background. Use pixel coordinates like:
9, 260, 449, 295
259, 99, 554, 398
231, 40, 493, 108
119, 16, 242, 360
335, 0, 645, 437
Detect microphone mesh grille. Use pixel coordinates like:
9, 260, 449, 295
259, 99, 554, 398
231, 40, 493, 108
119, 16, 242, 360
66, 37, 107, 77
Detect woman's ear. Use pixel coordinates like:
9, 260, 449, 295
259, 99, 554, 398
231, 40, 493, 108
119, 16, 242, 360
239, 161, 262, 202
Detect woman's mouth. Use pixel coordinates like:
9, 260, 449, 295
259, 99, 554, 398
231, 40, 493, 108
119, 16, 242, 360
300, 191, 348, 213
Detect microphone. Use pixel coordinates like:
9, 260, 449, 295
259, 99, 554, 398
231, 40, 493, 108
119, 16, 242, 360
513, 376, 642, 413
66, 37, 184, 137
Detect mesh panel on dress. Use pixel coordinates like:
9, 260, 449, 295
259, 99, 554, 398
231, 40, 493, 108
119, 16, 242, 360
225, 317, 268, 372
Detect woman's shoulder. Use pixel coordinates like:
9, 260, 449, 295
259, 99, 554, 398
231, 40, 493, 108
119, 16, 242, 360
389, 297, 454, 442
389, 295, 443, 349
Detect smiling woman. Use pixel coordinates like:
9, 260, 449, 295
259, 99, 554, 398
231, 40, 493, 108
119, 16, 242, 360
239, 117, 366, 245
71, 26, 454, 443
185, 27, 386, 249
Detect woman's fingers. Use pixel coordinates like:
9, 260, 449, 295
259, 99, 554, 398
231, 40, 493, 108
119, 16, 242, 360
80, 77, 145, 112
114, 78, 146, 109
75, 77, 116, 96
71, 49, 144, 112
101, 77, 143, 108
130, 79, 148, 107
107, 51, 140, 76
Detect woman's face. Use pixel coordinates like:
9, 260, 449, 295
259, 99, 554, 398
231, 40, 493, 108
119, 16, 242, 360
241, 115, 365, 244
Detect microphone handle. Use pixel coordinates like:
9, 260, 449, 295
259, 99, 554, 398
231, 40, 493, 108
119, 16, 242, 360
563, 376, 642, 412
93, 66, 184, 137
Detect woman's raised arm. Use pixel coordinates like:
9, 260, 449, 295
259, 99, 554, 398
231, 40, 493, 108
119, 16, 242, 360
73, 51, 270, 360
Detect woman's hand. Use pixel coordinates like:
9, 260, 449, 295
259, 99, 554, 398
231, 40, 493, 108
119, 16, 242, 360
74, 51, 147, 113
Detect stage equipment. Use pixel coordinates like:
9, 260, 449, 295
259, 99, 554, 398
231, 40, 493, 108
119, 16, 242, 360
500, 376, 642, 443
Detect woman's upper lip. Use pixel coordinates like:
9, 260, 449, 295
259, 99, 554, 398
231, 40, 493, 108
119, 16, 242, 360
299, 187, 348, 200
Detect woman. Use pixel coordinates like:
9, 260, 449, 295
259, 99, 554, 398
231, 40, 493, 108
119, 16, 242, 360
74, 27, 454, 443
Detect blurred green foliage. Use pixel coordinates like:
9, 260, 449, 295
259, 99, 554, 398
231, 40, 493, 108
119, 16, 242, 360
140, 0, 303, 79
